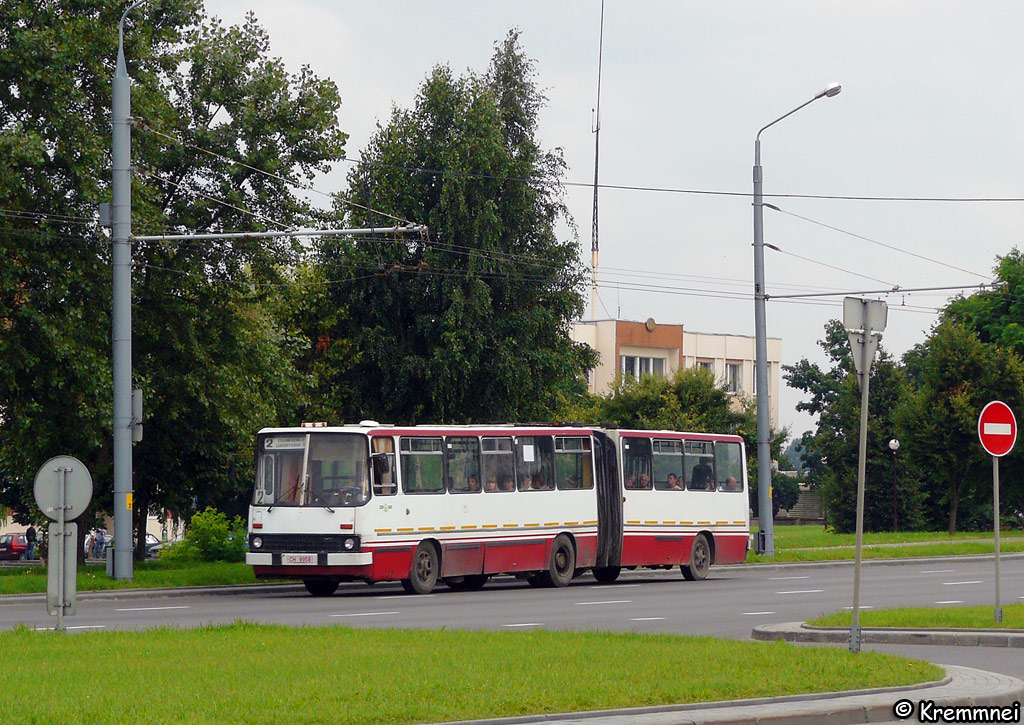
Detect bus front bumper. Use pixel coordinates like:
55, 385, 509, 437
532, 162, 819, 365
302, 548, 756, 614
246, 552, 373, 566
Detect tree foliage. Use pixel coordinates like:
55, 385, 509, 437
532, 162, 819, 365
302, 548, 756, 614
558, 366, 786, 515
309, 30, 595, 425
785, 323, 924, 533
0, 1, 346, 556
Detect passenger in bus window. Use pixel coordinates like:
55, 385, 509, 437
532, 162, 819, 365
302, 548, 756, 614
624, 474, 637, 489
520, 474, 533, 491
467, 475, 480, 492
638, 473, 651, 490
485, 475, 498, 492
691, 459, 712, 489
533, 475, 551, 490
721, 475, 740, 491
667, 473, 683, 490
501, 475, 515, 491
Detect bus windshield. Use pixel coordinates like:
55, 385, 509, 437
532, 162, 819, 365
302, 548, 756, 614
255, 433, 369, 508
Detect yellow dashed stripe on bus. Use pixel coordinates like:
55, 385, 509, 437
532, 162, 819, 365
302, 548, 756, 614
374, 528, 392, 533
524, 523, 540, 527
697, 521, 711, 525
440, 526, 456, 531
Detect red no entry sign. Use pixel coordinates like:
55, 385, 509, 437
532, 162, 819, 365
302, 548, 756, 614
978, 401, 1017, 457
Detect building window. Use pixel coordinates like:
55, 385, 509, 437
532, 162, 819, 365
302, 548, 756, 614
620, 355, 667, 381
726, 362, 742, 393
697, 360, 714, 374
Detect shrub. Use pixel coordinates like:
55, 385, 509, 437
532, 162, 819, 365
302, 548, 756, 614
161, 508, 247, 563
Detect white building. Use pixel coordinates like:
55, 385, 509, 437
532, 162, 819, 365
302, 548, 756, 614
571, 318, 782, 429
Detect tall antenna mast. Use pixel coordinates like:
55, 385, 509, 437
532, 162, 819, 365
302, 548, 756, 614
590, 0, 605, 320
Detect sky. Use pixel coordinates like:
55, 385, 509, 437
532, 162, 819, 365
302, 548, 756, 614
202, 0, 1023, 438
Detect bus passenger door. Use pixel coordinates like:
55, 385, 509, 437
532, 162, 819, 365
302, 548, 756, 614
593, 431, 622, 568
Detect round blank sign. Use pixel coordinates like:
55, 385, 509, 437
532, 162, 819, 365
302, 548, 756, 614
33, 456, 93, 521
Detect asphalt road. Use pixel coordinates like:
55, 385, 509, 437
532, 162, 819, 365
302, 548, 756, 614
3, 555, 1023, 679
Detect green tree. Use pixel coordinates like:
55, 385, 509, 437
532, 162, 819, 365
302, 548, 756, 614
785, 322, 924, 533
560, 366, 786, 515
0, 1, 346, 558
899, 322, 1024, 533
312, 30, 595, 425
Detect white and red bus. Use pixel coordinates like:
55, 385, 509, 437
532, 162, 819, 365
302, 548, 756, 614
246, 422, 749, 596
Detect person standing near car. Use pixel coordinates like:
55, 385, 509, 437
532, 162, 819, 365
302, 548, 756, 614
93, 528, 105, 559
23, 524, 37, 560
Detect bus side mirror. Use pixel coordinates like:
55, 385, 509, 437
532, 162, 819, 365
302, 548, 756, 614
371, 453, 390, 477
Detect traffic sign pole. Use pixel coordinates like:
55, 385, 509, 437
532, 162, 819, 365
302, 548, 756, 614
977, 400, 1016, 624
993, 456, 1002, 623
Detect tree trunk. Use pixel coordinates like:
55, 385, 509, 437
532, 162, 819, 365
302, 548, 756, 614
948, 478, 960, 535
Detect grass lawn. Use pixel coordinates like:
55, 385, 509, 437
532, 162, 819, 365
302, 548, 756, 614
747, 525, 1024, 563
2, 623, 942, 724
0, 560, 258, 596
809, 602, 1024, 630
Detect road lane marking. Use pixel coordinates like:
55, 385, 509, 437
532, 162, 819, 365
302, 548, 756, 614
37, 625, 107, 631
576, 600, 632, 606
921, 569, 956, 574
116, 605, 191, 612
935, 600, 964, 604
768, 575, 809, 581
592, 584, 641, 589
942, 580, 983, 586
775, 589, 823, 595
330, 611, 399, 618
503, 623, 541, 628
842, 605, 874, 610
741, 611, 776, 615
374, 594, 435, 600
629, 617, 665, 622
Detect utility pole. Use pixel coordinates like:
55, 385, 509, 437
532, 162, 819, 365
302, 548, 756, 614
110, 0, 146, 580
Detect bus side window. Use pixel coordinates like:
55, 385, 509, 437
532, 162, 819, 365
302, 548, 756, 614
622, 437, 652, 490
685, 440, 715, 491
715, 441, 744, 492
555, 437, 593, 490
447, 437, 481, 493
515, 436, 554, 491
652, 439, 683, 490
372, 437, 397, 496
481, 437, 515, 492
400, 437, 445, 494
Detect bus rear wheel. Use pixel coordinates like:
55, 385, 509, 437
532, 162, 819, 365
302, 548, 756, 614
681, 534, 710, 581
537, 534, 575, 587
402, 542, 439, 594
592, 566, 621, 583
303, 578, 339, 597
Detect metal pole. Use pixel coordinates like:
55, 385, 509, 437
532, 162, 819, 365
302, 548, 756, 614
993, 456, 1002, 623
750, 84, 840, 556
753, 138, 773, 556
57, 467, 66, 632
891, 450, 898, 532
112, 2, 144, 581
849, 322, 873, 653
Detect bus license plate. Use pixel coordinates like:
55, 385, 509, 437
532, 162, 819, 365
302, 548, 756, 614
283, 554, 317, 565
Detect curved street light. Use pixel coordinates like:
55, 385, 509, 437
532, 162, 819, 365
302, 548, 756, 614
753, 84, 841, 557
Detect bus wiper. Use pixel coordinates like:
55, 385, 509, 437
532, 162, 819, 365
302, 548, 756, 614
268, 478, 302, 512
307, 488, 335, 513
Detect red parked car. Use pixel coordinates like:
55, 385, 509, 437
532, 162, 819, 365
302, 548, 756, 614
0, 533, 28, 560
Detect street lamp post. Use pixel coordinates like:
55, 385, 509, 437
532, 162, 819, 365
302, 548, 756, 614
753, 83, 841, 556
889, 438, 900, 531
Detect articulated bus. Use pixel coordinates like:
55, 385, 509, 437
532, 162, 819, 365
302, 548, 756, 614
246, 422, 750, 596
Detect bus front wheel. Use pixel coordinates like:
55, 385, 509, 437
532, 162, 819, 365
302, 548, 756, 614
304, 578, 339, 597
681, 534, 710, 581
402, 542, 439, 594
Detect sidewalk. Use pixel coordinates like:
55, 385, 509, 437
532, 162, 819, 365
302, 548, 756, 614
753, 621, 1024, 648
439, 665, 1023, 725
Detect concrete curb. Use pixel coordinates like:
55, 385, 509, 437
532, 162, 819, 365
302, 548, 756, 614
0, 582, 304, 606
752, 621, 1024, 648
437, 665, 1023, 725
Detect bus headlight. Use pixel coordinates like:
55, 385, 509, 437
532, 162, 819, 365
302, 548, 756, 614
252, 536, 263, 549
343, 538, 355, 551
